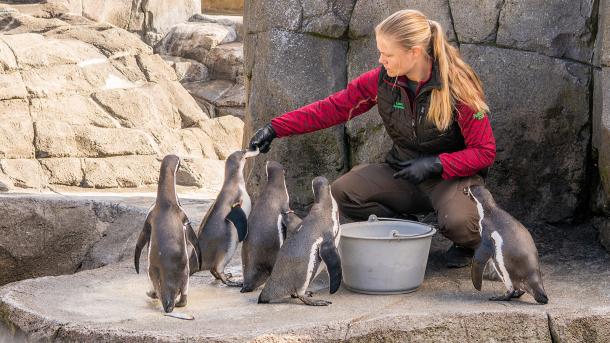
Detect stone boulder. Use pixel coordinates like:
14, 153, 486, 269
183, 80, 245, 118
496, 0, 596, 63
0, 194, 215, 287
156, 22, 237, 64
594, 68, 610, 213
156, 20, 243, 83
593, 0, 610, 251
596, 0, 610, 67
462, 44, 590, 223
158, 14, 246, 120
245, 28, 348, 208
45, 0, 202, 46
161, 55, 209, 82
349, 0, 455, 41
0, 196, 145, 285
0, 6, 244, 191
449, 0, 502, 43
190, 13, 243, 42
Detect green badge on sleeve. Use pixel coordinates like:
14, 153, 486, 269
473, 111, 485, 120
393, 101, 405, 110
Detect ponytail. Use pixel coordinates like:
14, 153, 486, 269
429, 19, 489, 130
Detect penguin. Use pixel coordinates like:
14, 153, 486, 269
134, 155, 202, 314
196, 148, 259, 286
280, 209, 302, 240
241, 161, 290, 293
469, 185, 548, 304
258, 176, 342, 306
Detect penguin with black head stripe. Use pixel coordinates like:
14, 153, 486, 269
258, 176, 342, 306
469, 185, 548, 304
196, 149, 259, 286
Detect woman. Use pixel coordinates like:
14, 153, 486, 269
248, 9, 495, 268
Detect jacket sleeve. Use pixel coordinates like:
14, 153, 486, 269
438, 103, 496, 179
270, 67, 380, 138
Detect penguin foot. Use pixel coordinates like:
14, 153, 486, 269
223, 279, 243, 287
211, 269, 243, 287
489, 289, 521, 301
240, 286, 254, 293
296, 295, 331, 306
146, 290, 158, 299
221, 272, 243, 287
512, 289, 525, 298
176, 294, 187, 307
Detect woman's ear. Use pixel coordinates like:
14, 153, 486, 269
411, 46, 425, 58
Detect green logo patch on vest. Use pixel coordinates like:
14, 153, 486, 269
473, 111, 485, 120
393, 101, 405, 110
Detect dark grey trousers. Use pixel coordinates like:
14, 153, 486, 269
330, 163, 484, 249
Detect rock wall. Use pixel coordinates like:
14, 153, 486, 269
42, 0, 201, 46
245, 0, 608, 224
244, 0, 353, 208
0, 3, 243, 192
593, 0, 610, 250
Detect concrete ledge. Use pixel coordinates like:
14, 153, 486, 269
0, 195, 609, 341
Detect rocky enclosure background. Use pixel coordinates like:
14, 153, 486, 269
0, 1, 245, 192
244, 0, 610, 244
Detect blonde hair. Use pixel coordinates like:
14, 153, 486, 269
375, 10, 489, 131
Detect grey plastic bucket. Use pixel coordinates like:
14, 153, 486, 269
339, 215, 436, 294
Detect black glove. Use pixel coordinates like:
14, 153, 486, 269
393, 156, 443, 184
249, 123, 276, 153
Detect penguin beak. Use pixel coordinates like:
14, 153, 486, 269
163, 299, 175, 313
244, 147, 260, 158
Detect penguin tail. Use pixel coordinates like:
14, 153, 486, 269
528, 279, 548, 304
257, 293, 269, 304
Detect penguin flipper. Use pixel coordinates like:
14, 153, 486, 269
226, 205, 248, 242
320, 236, 342, 294
186, 221, 202, 271
471, 238, 493, 291
134, 218, 152, 274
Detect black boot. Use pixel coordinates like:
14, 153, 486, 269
446, 244, 474, 268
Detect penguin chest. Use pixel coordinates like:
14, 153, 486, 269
490, 231, 514, 291
299, 237, 324, 294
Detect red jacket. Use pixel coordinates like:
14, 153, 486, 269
270, 66, 496, 180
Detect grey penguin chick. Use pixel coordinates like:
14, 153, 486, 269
197, 149, 259, 286
241, 161, 290, 293
469, 185, 548, 304
134, 155, 202, 313
258, 176, 342, 306
280, 209, 302, 240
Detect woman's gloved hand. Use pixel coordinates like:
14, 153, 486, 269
248, 123, 276, 153
393, 156, 443, 184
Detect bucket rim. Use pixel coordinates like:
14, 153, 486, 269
340, 219, 437, 240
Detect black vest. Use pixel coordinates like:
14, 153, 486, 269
377, 64, 465, 170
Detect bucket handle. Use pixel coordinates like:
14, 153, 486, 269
389, 229, 421, 238
368, 214, 416, 223
367, 214, 435, 238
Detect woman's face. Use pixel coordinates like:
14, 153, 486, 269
376, 34, 417, 77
